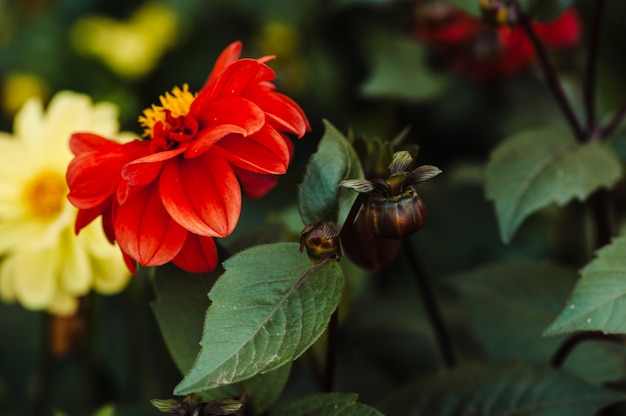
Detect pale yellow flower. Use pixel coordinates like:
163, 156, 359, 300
0, 91, 132, 316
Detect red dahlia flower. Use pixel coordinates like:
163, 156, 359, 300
413, 2, 581, 80
67, 41, 310, 273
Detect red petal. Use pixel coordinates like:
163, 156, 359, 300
67, 151, 127, 209
159, 153, 241, 238
184, 124, 248, 157
533, 8, 581, 48
234, 168, 279, 199
213, 125, 290, 175
114, 185, 188, 267
193, 59, 275, 108
69, 133, 119, 154
122, 147, 186, 186
202, 41, 243, 88
172, 233, 218, 273
194, 95, 265, 133
243, 89, 310, 137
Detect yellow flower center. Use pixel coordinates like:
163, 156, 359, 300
138, 84, 196, 137
22, 170, 67, 220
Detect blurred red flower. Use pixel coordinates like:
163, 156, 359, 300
413, 2, 581, 80
67, 41, 310, 273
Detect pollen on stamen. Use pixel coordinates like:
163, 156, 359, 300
138, 83, 197, 137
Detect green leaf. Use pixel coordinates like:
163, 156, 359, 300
361, 32, 449, 102
447, 0, 480, 15
298, 120, 364, 227
449, 259, 626, 383
375, 361, 623, 416
152, 264, 218, 373
485, 127, 622, 243
520, 0, 575, 21
174, 243, 344, 395
271, 393, 384, 416
545, 236, 626, 336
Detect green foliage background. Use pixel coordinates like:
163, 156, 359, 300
3, 0, 626, 415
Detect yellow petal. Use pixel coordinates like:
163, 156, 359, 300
59, 228, 92, 296
11, 247, 59, 310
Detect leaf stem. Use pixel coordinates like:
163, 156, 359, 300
514, 2, 585, 143
600, 102, 626, 139
551, 331, 626, 369
404, 239, 456, 369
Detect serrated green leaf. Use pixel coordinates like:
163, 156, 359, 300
449, 259, 626, 383
272, 392, 384, 416
361, 32, 449, 102
545, 236, 626, 336
485, 127, 622, 243
520, 0, 575, 21
174, 243, 344, 394
298, 120, 364, 227
375, 361, 623, 416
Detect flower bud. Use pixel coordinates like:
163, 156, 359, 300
299, 222, 342, 263
365, 187, 426, 239
340, 207, 402, 273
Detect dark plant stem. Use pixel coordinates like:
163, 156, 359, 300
404, 239, 456, 369
583, 0, 605, 135
551, 331, 626, 368
518, 0, 622, 369
323, 308, 339, 392
600, 103, 626, 139
514, 2, 585, 143
340, 193, 366, 234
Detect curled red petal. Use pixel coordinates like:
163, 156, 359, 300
159, 153, 241, 238
122, 146, 186, 186
243, 89, 311, 137
114, 185, 188, 267
172, 233, 218, 273
184, 124, 248, 157
214, 126, 290, 175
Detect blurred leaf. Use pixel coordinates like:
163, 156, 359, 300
175, 243, 344, 394
520, 0, 576, 21
93, 404, 116, 416
239, 363, 292, 414
449, 259, 626, 383
152, 264, 218, 373
271, 392, 384, 416
447, 0, 480, 15
343, 296, 442, 381
545, 236, 626, 336
298, 120, 364, 228
361, 33, 449, 102
485, 127, 621, 243
376, 361, 623, 415
333, 0, 400, 7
